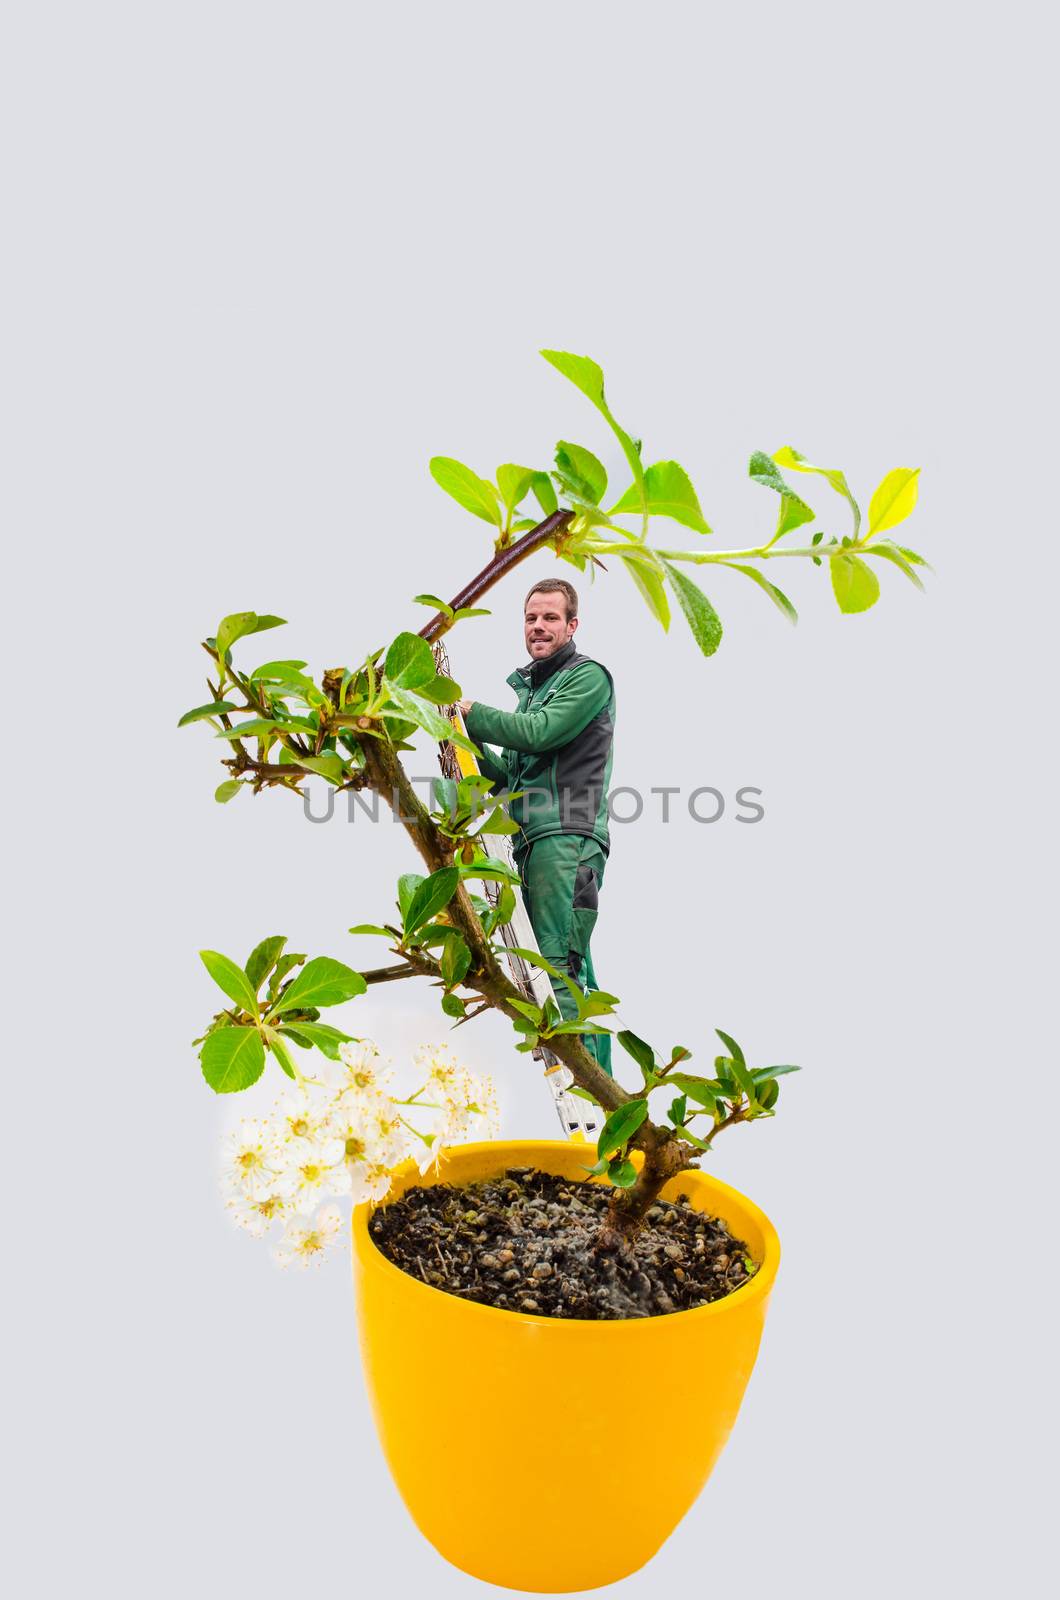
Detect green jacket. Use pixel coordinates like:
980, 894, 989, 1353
464, 639, 615, 853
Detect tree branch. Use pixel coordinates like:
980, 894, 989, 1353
418, 511, 574, 642
360, 963, 420, 985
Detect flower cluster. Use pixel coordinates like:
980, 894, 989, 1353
220, 1042, 500, 1268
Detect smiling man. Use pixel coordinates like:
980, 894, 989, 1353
458, 580, 616, 1075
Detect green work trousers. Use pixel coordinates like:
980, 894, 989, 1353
513, 833, 613, 1077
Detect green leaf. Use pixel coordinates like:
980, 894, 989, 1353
433, 775, 463, 814
867, 468, 920, 537
179, 700, 236, 727
245, 935, 287, 992
474, 806, 520, 836
715, 1030, 757, 1102
540, 995, 562, 1031
429, 456, 502, 526
725, 564, 799, 624
496, 463, 538, 516
546, 1020, 613, 1037
215, 780, 242, 803
441, 993, 467, 1019
348, 924, 396, 938
610, 460, 711, 535
757, 1079, 780, 1110
267, 952, 305, 998
663, 561, 723, 656
715, 1055, 736, 1090
412, 594, 454, 617
452, 607, 492, 622
397, 874, 424, 920
539, 349, 645, 514
750, 1063, 801, 1083
531, 471, 558, 517
597, 1098, 649, 1161
404, 867, 460, 936
417, 675, 462, 705
622, 552, 671, 629
249, 659, 308, 681
670, 1073, 719, 1111
199, 950, 260, 1016
576, 989, 620, 1020
385, 632, 436, 689
496, 884, 517, 920
748, 452, 815, 538
667, 1094, 688, 1128
458, 858, 521, 886
279, 1027, 314, 1051
282, 1021, 355, 1060
440, 931, 472, 989
555, 441, 608, 505
255, 667, 323, 704
200, 1026, 266, 1093
773, 446, 861, 536
272, 957, 367, 1012
715, 1028, 747, 1070
617, 1030, 656, 1079
217, 713, 316, 738
213, 719, 283, 741
215, 611, 286, 659
508, 998, 544, 1023
384, 681, 469, 745
298, 753, 346, 783
267, 1033, 298, 1080
830, 553, 881, 613
247, 613, 286, 636
607, 1157, 638, 1188
540, 349, 607, 408
865, 540, 926, 590
505, 946, 565, 978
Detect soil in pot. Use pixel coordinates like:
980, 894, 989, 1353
368, 1165, 756, 1320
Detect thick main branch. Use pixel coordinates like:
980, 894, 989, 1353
360, 732, 625, 1118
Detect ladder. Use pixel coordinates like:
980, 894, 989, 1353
431, 643, 603, 1143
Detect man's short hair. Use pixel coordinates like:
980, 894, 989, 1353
524, 579, 579, 620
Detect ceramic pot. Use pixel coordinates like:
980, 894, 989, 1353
352, 1139, 780, 1592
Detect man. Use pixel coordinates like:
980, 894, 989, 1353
458, 580, 616, 1076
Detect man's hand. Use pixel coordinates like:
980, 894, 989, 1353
457, 699, 474, 716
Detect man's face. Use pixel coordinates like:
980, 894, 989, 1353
524, 590, 577, 659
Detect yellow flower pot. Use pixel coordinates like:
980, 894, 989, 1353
352, 1140, 780, 1592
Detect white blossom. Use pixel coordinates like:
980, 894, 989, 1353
274, 1204, 343, 1268
221, 1118, 289, 1200
350, 1158, 397, 1205
221, 1038, 501, 1264
273, 1087, 331, 1149
414, 1046, 501, 1151
364, 1099, 414, 1167
328, 1094, 388, 1165
226, 1189, 290, 1236
337, 1040, 394, 1101
470, 1076, 501, 1138
284, 1136, 352, 1216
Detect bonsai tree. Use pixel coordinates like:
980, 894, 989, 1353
184, 349, 926, 1252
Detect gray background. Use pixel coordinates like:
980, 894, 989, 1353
5, 2, 1056, 1595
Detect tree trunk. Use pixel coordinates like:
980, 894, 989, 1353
596, 1123, 696, 1252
